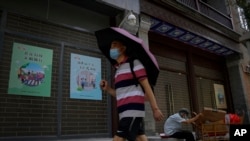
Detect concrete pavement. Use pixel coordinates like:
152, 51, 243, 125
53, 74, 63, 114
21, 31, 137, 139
55, 136, 162, 141
56, 138, 112, 141
0, 136, 163, 141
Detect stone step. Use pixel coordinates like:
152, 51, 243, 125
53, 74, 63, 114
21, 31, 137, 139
148, 136, 162, 141
148, 136, 185, 141
57, 136, 185, 141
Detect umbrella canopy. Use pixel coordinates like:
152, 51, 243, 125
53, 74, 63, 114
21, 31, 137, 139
95, 27, 159, 86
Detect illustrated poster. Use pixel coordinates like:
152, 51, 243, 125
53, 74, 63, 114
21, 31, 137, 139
70, 53, 102, 100
8, 42, 53, 97
214, 83, 227, 109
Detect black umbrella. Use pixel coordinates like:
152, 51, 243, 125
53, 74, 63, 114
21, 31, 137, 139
95, 27, 159, 86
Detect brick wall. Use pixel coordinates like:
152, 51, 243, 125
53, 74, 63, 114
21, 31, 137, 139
0, 12, 110, 138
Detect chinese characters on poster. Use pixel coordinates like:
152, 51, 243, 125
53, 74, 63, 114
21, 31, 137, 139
70, 53, 102, 100
8, 42, 53, 97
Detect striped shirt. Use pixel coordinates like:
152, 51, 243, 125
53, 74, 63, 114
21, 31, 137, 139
114, 58, 147, 119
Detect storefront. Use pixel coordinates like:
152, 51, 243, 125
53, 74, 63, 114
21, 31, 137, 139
141, 0, 249, 132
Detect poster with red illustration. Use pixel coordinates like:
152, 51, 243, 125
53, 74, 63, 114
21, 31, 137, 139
8, 42, 53, 97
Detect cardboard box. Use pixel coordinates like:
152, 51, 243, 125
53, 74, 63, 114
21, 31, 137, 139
195, 107, 226, 126
197, 107, 226, 124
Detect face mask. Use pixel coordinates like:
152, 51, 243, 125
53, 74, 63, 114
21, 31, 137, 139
110, 48, 120, 60
181, 113, 188, 119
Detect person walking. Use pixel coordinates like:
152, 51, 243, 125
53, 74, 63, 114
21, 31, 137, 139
100, 39, 164, 141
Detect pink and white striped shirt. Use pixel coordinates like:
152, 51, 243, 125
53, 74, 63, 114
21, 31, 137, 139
114, 58, 147, 119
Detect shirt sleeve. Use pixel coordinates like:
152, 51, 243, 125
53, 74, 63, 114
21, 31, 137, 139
173, 113, 186, 123
133, 59, 147, 81
176, 116, 186, 123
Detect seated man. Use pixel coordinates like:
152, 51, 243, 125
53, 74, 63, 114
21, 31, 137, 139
164, 108, 202, 141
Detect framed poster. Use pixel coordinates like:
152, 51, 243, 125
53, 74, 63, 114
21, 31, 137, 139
214, 83, 227, 109
8, 42, 53, 97
70, 53, 102, 100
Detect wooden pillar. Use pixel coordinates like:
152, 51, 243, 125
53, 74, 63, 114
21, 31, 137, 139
186, 49, 199, 113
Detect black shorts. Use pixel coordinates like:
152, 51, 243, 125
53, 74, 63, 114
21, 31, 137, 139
116, 117, 145, 141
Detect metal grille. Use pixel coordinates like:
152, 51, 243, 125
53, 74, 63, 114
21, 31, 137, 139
176, 0, 233, 29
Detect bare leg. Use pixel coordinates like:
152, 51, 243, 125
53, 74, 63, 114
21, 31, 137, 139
136, 134, 148, 141
113, 135, 126, 141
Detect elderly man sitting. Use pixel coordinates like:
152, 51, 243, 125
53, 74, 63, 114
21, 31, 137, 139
163, 108, 203, 141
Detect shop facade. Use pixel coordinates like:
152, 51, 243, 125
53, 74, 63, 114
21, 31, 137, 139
140, 0, 250, 133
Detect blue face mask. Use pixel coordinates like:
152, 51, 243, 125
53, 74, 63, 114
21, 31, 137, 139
110, 48, 120, 60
